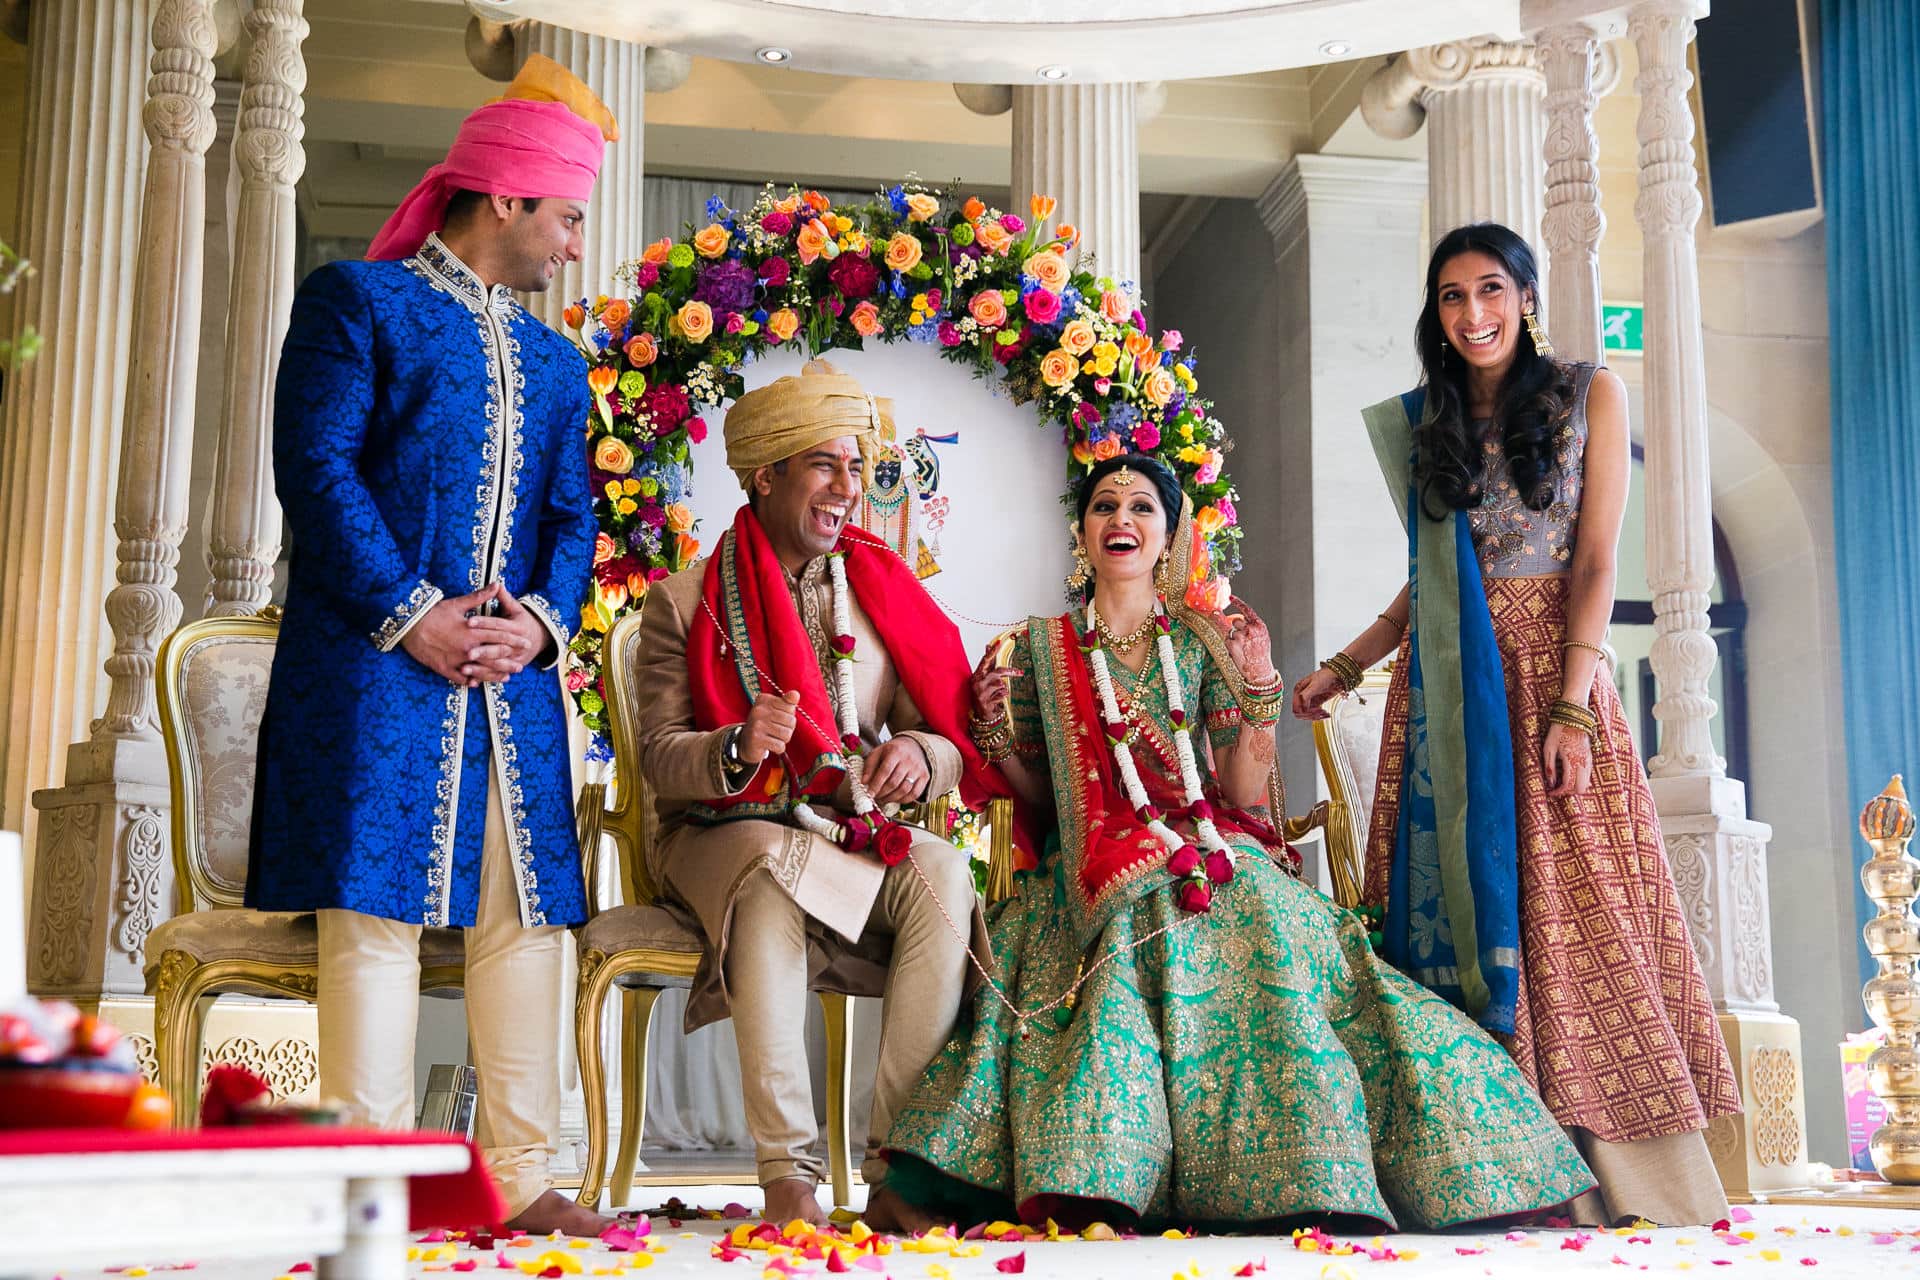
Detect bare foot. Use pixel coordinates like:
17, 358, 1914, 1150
763, 1176, 828, 1228
505, 1188, 614, 1238
861, 1184, 938, 1236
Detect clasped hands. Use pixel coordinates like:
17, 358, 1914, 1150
401, 583, 551, 688
735, 689, 931, 807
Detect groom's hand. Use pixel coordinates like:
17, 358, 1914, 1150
739, 690, 801, 764
862, 736, 930, 806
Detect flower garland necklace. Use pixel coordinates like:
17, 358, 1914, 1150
1084, 597, 1237, 913
786, 550, 917, 866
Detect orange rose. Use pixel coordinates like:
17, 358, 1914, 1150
624, 333, 658, 368
593, 435, 634, 474
562, 303, 586, 330
1030, 194, 1057, 222
641, 238, 673, 265
796, 220, 830, 265
1024, 251, 1069, 293
777, 193, 802, 214
883, 231, 923, 273
969, 289, 1008, 328
675, 300, 714, 343
586, 365, 618, 397
597, 298, 631, 331
692, 223, 731, 258
593, 531, 616, 566
906, 192, 940, 222
803, 189, 831, 213
849, 300, 883, 338
665, 502, 695, 534
975, 220, 1013, 255
1092, 437, 1123, 461
1040, 349, 1080, 388
766, 307, 801, 343
1060, 319, 1096, 356
1141, 365, 1177, 408
1100, 289, 1130, 324
963, 196, 986, 221
1123, 331, 1157, 363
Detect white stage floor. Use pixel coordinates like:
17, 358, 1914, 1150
38, 1184, 1920, 1280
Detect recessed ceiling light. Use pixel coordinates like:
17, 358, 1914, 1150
1036, 64, 1071, 81
1319, 40, 1352, 57
756, 46, 792, 64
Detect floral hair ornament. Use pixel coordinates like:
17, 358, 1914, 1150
1111, 465, 1136, 487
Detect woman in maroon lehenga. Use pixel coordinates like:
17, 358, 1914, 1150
1292, 223, 1740, 1226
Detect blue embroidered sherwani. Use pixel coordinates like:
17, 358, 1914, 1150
247, 234, 596, 928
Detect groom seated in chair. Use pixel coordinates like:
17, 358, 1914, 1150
629, 360, 1001, 1232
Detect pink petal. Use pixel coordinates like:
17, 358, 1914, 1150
995, 1254, 1027, 1275
1730, 1208, 1755, 1223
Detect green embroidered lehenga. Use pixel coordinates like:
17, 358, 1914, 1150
883, 612, 1595, 1230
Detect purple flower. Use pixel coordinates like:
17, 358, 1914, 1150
692, 258, 757, 314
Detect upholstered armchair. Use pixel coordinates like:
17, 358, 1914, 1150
572, 610, 1011, 1211
143, 614, 464, 1125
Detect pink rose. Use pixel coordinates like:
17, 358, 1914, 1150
1132, 423, 1161, 451
760, 209, 794, 236
1217, 497, 1238, 527
1161, 329, 1183, 351
565, 668, 590, 692
1000, 214, 1026, 233
1023, 289, 1062, 324
724, 312, 746, 334
937, 320, 964, 347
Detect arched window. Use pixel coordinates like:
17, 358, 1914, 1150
1604, 445, 1751, 794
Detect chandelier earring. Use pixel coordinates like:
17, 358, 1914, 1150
1067, 539, 1092, 592
1523, 305, 1554, 358
1154, 547, 1173, 596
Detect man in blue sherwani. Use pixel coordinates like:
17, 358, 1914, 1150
247, 56, 613, 1235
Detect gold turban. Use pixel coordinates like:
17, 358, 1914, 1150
493, 52, 620, 142
724, 359, 894, 490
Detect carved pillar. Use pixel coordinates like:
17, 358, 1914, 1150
510, 24, 653, 332
1536, 25, 1620, 364
1010, 83, 1142, 288
204, 0, 305, 616
1360, 39, 1548, 285
1629, 0, 1807, 1195
0, 0, 150, 889
28, 0, 218, 1005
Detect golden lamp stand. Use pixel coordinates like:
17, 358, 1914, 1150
1861, 774, 1920, 1185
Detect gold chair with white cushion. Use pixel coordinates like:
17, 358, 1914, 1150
1301, 664, 1394, 908
144, 613, 463, 1124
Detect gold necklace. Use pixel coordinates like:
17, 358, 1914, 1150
1094, 610, 1157, 654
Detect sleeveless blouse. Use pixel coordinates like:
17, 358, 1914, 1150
1466, 362, 1599, 578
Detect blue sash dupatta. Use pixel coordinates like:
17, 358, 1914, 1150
1361, 389, 1522, 1035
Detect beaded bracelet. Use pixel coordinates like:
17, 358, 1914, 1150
1562, 639, 1608, 661
1321, 651, 1364, 694
1547, 698, 1601, 736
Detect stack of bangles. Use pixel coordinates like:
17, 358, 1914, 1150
1548, 698, 1601, 737
969, 710, 1014, 763
1320, 650, 1365, 694
1240, 673, 1285, 728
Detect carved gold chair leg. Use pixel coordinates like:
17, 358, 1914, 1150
150, 951, 217, 1131
819, 991, 854, 1208
609, 985, 662, 1211
573, 949, 623, 1209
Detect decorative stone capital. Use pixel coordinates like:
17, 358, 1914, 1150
954, 83, 1012, 115
644, 47, 692, 94
1361, 38, 1544, 140
466, 14, 522, 82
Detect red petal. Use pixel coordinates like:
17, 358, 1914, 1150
995, 1253, 1027, 1274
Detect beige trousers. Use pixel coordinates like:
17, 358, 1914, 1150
725, 847, 974, 1188
1567, 1126, 1732, 1226
316, 777, 563, 1219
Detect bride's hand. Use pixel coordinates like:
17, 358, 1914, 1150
1291, 668, 1343, 721
1222, 596, 1277, 686
970, 648, 1019, 722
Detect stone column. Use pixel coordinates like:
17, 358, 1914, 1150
510, 24, 656, 331
1536, 25, 1620, 364
204, 0, 306, 617
28, 0, 217, 1003
1010, 83, 1142, 289
1630, 0, 1808, 1196
0, 0, 151, 890
1255, 154, 1428, 888
1360, 39, 1548, 282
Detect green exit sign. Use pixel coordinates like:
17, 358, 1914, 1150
1602, 302, 1643, 356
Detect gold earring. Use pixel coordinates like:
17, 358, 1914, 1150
1523, 307, 1554, 358
1154, 549, 1172, 596
1067, 541, 1091, 592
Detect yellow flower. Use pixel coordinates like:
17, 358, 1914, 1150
883, 231, 923, 273
614, 497, 638, 517
622, 477, 642, 495
766, 308, 801, 343
1023, 251, 1070, 293
1040, 349, 1080, 388
1141, 365, 1177, 408
832, 214, 854, 234
1059, 319, 1096, 357
593, 436, 635, 475
1175, 363, 1197, 391
675, 299, 714, 343
603, 480, 623, 501
1088, 341, 1121, 378
665, 502, 695, 534
692, 223, 731, 258
1176, 443, 1210, 465
906, 192, 940, 222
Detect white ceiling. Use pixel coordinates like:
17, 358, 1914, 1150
452, 0, 1524, 83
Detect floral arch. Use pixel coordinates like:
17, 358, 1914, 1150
561, 182, 1244, 739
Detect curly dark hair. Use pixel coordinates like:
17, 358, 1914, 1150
1413, 222, 1576, 521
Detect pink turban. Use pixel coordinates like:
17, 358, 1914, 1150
366, 56, 614, 262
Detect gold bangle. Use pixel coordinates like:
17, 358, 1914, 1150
1548, 698, 1600, 736
1562, 639, 1608, 660
1377, 612, 1407, 633
1321, 651, 1364, 694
